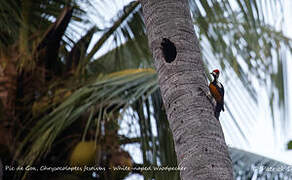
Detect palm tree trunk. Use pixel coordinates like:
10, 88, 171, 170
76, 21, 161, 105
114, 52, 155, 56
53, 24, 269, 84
140, 0, 234, 179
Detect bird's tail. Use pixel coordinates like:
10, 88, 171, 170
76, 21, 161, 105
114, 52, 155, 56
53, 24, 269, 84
215, 103, 224, 120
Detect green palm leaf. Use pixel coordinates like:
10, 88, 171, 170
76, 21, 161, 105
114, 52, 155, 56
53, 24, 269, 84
16, 68, 158, 166
189, 0, 291, 129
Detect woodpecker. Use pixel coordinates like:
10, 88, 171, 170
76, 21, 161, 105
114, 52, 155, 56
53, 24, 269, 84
209, 69, 224, 119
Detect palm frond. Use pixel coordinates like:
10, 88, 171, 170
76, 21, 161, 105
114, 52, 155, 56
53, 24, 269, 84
66, 26, 97, 72
189, 0, 291, 129
0, 0, 20, 47
85, 1, 140, 61
80, 1, 153, 75
88, 32, 152, 74
0, 0, 87, 50
16, 68, 158, 166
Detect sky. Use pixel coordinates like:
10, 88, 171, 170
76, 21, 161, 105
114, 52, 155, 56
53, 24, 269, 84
83, 0, 292, 179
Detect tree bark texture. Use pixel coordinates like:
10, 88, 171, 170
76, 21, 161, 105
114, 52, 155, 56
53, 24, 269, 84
140, 0, 234, 179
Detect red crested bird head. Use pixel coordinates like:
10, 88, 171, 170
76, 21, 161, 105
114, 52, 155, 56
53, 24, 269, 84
211, 69, 220, 79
